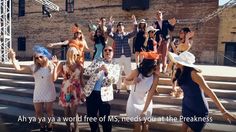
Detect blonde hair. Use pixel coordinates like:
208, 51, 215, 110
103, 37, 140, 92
66, 47, 81, 66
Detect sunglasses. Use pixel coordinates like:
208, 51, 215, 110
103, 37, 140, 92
149, 31, 155, 33
35, 56, 44, 60
104, 49, 113, 52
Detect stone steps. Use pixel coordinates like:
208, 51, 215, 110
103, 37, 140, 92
0, 92, 235, 125
1, 62, 236, 131
1, 66, 236, 82
1, 85, 236, 111
0, 78, 235, 99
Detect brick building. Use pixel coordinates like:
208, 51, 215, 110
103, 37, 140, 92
12, 0, 219, 64
217, 7, 236, 66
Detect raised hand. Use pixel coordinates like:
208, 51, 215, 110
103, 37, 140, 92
186, 32, 194, 39
131, 14, 136, 22
100, 65, 108, 73
51, 55, 59, 65
168, 18, 177, 26
109, 16, 114, 24
8, 48, 16, 61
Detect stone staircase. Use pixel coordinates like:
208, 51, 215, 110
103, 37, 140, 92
0, 62, 236, 132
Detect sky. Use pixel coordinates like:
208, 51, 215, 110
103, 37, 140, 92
219, 0, 231, 5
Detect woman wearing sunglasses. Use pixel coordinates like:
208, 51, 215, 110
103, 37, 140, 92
52, 47, 85, 132
8, 46, 56, 131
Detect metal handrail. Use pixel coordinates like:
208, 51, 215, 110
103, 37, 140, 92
217, 51, 236, 65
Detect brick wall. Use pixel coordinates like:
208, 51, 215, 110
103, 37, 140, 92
12, 0, 219, 64
217, 7, 236, 65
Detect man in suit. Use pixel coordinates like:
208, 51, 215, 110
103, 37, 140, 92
154, 10, 176, 73
83, 46, 120, 132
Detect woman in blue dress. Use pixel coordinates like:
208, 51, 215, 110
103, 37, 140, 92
168, 51, 236, 132
91, 27, 107, 60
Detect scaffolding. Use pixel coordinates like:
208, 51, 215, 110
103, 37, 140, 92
0, 0, 11, 63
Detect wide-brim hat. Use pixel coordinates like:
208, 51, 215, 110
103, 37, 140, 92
168, 51, 197, 68
147, 26, 159, 33
139, 19, 147, 24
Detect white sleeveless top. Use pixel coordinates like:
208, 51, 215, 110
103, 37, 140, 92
31, 64, 56, 103
126, 74, 154, 121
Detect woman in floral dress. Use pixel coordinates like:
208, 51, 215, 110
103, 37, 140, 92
53, 47, 84, 132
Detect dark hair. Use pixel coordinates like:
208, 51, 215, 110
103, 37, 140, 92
173, 66, 201, 86
100, 17, 106, 21
117, 22, 124, 27
93, 28, 106, 59
179, 27, 192, 42
180, 27, 191, 33
138, 59, 157, 77
138, 23, 147, 31
74, 23, 79, 28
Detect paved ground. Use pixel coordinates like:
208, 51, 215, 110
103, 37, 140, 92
0, 115, 134, 132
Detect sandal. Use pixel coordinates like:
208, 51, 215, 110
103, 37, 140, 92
40, 126, 46, 132
175, 89, 183, 98
169, 90, 177, 97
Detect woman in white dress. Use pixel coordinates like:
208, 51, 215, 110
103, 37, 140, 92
9, 46, 56, 131
125, 52, 160, 132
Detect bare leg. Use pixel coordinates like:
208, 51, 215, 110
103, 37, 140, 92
135, 52, 140, 66
181, 122, 188, 132
64, 107, 71, 132
34, 103, 45, 129
71, 105, 78, 132
45, 102, 54, 130
141, 121, 149, 132
133, 122, 142, 132
162, 41, 169, 73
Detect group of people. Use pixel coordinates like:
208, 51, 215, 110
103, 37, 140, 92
8, 10, 236, 132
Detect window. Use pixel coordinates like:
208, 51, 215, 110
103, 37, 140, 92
18, 0, 25, 16
18, 37, 26, 51
224, 42, 236, 66
122, 0, 149, 11
66, 0, 74, 13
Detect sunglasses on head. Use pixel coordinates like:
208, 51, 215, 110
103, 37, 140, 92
104, 49, 113, 52
35, 56, 44, 60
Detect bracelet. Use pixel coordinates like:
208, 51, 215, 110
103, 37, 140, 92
12, 59, 18, 63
